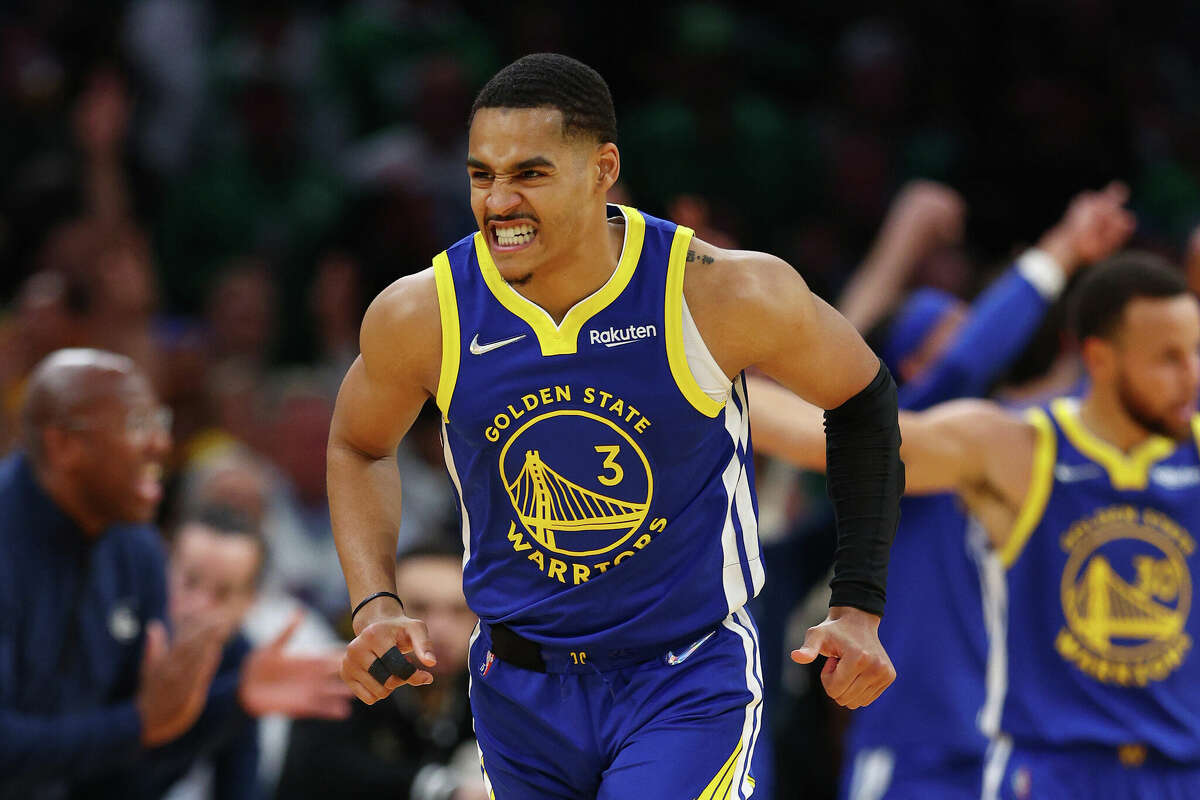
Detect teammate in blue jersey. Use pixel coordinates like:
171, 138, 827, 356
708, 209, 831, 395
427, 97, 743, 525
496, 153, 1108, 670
748, 253, 1200, 799
752, 183, 1134, 800
327, 53, 904, 798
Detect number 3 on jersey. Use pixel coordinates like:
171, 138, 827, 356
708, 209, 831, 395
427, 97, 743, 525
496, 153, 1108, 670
595, 445, 624, 486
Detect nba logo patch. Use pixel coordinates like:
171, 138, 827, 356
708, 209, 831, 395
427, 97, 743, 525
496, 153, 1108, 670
480, 650, 495, 677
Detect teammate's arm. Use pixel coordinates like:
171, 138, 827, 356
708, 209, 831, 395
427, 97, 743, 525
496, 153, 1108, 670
327, 272, 441, 704
686, 243, 901, 709
743, 376, 1038, 549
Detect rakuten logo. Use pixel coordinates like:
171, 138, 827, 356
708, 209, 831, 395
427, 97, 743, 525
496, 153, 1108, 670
589, 324, 658, 348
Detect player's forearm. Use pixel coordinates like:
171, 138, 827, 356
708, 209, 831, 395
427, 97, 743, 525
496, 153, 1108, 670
327, 441, 405, 610
745, 376, 827, 470
824, 360, 904, 616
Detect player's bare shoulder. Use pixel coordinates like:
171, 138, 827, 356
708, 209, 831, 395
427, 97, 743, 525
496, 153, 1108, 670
359, 268, 442, 398
681, 237, 816, 376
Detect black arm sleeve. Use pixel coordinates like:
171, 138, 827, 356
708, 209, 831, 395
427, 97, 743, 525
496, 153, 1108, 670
823, 359, 904, 616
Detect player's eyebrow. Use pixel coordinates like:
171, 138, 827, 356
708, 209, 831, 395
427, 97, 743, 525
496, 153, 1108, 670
467, 156, 556, 172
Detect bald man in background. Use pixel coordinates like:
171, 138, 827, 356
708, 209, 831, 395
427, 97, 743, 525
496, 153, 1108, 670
0, 349, 225, 799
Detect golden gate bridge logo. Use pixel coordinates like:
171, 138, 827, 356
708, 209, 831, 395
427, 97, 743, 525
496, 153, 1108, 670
499, 410, 652, 557
1057, 510, 1193, 686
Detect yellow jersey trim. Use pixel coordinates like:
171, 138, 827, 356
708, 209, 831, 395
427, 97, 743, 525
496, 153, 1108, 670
664, 225, 725, 418
472, 204, 646, 356
1050, 397, 1175, 490
999, 407, 1056, 569
432, 251, 460, 421
1192, 414, 1200, 458
697, 739, 743, 800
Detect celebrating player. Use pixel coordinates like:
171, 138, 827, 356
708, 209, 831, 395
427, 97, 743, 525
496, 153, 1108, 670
328, 53, 903, 798
751, 253, 1200, 799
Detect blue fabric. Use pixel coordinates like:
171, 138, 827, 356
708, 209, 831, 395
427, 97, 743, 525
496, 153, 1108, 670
470, 611, 765, 799
998, 744, 1200, 800
442, 205, 761, 653
881, 288, 959, 378
840, 744, 985, 800
0, 453, 166, 798
829, 265, 1054, 795
1003, 405, 1200, 759
134, 634, 260, 800
899, 267, 1050, 410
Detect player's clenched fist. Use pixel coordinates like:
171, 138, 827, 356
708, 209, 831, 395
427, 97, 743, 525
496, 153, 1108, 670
790, 606, 896, 710
341, 612, 437, 705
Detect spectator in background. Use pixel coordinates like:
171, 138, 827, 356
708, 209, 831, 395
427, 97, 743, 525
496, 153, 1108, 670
308, 250, 363, 398
261, 374, 345, 623
0, 269, 92, 452
153, 506, 351, 800
275, 538, 486, 800
0, 348, 224, 798
170, 449, 349, 796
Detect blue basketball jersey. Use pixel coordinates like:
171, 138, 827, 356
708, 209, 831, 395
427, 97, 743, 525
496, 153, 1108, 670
432, 204, 763, 652
845, 495, 993, 756
998, 397, 1200, 761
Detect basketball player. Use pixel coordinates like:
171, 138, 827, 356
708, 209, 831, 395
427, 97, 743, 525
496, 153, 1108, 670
328, 53, 904, 798
750, 253, 1200, 799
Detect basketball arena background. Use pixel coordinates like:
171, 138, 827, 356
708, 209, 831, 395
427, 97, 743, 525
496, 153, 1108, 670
2, 1, 1199, 798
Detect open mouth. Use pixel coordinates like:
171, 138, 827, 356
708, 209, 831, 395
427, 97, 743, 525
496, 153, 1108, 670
490, 221, 538, 251
136, 462, 164, 504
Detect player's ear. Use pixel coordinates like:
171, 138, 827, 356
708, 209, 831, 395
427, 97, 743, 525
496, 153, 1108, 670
1080, 335, 1114, 381
594, 143, 620, 192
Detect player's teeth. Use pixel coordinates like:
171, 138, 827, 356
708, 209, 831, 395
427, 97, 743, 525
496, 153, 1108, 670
496, 226, 535, 245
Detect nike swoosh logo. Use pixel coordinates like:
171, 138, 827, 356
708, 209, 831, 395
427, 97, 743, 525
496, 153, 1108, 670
469, 333, 526, 355
665, 631, 716, 666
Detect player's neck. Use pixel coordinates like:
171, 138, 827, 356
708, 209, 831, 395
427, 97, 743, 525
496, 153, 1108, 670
510, 214, 624, 323
1078, 390, 1159, 454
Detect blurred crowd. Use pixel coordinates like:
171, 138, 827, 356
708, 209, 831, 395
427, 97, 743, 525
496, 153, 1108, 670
4, 1, 1200, 799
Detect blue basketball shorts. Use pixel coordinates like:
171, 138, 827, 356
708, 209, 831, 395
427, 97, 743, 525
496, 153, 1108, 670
468, 607, 766, 799
986, 738, 1200, 800
840, 745, 984, 800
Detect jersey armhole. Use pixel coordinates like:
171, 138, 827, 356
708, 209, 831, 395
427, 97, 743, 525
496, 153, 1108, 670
664, 225, 727, 418
998, 407, 1056, 568
432, 251, 460, 421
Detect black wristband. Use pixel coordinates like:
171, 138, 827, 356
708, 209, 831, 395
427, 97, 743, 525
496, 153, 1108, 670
823, 359, 904, 616
351, 591, 403, 622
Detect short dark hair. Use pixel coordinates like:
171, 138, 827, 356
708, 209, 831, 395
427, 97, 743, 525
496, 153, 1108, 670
176, 504, 269, 587
469, 53, 618, 145
1071, 251, 1190, 341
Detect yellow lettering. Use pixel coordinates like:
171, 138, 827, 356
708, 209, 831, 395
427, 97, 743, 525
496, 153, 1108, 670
634, 418, 651, 434
507, 523, 531, 551
598, 390, 612, 408
548, 559, 567, 583
634, 534, 652, 550
507, 403, 524, 420
609, 398, 624, 417
494, 413, 511, 430
584, 387, 596, 404
486, 427, 500, 443
537, 387, 551, 404
555, 385, 571, 402
650, 517, 667, 532
625, 405, 640, 423
573, 564, 591, 584
593, 561, 610, 573
522, 394, 539, 411
614, 551, 634, 565
528, 550, 545, 570
595, 445, 624, 486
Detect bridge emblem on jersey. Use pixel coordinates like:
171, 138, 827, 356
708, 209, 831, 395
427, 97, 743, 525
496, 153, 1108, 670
499, 410, 653, 557
1056, 505, 1194, 686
